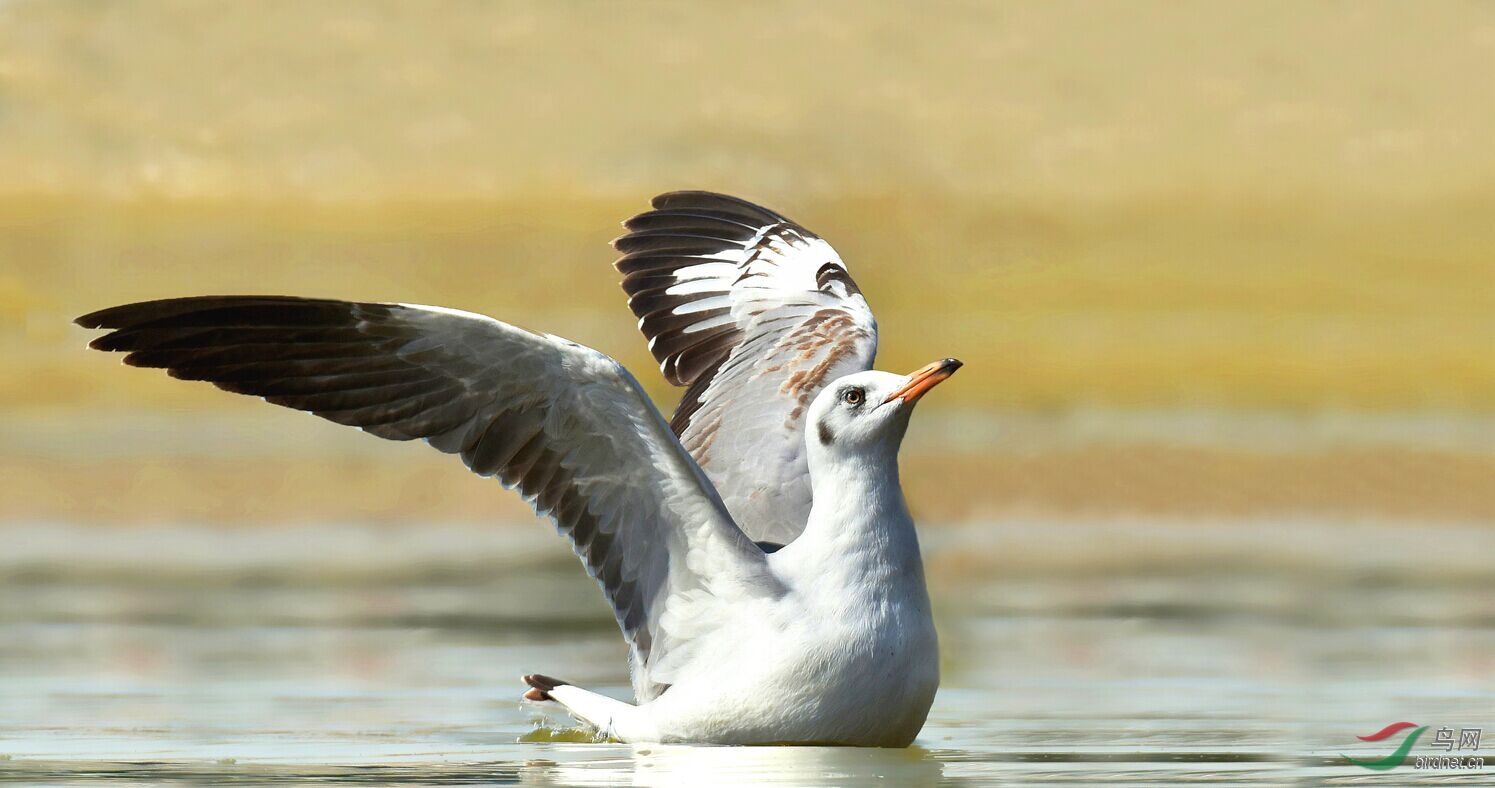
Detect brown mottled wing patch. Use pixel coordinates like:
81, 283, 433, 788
615, 192, 878, 544
77, 295, 780, 703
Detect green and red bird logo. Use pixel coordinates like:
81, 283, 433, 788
1343, 722, 1427, 770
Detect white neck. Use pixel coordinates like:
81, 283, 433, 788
776, 440, 927, 594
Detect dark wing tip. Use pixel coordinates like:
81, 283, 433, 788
612, 192, 806, 260
644, 190, 790, 225
523, 673, 569, 690
650, 189, 740, 210
521, 673, 570, 700
75, 300, 172, 330
76, 295, 356, 331
79, 296, 356, 359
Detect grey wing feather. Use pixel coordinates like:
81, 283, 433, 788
76, 295, 779, 702
615, 192, 877, 544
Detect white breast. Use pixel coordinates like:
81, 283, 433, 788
640, 519, 939, 746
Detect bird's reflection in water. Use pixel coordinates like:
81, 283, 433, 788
517, 743, 946, 787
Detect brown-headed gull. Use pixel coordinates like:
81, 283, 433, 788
75, 192, 960, 747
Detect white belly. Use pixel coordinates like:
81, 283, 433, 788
643, 585, 940, 746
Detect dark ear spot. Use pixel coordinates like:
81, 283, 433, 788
817, 420, 835, 446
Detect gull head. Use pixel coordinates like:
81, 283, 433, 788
806, 358, 963, 457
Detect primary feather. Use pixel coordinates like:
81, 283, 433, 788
615, 192, 878, 544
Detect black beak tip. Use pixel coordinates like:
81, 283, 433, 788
942, 358, 963, 372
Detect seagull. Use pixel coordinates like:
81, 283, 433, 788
75, 191, 960, 747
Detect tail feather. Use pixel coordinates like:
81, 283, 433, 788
520, 674, 651, 741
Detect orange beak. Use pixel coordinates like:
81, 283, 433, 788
884, 358, 963, 404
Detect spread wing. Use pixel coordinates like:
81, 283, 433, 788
76, 295, 782, 702
615, 192, 877, 545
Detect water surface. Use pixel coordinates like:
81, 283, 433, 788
1, 521, 1492, 785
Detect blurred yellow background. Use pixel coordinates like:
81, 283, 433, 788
2, 0, 1493, 525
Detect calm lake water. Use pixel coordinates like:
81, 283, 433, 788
1, 521, 1492, 786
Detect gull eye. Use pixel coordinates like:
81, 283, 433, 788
841, 387, 865, 407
